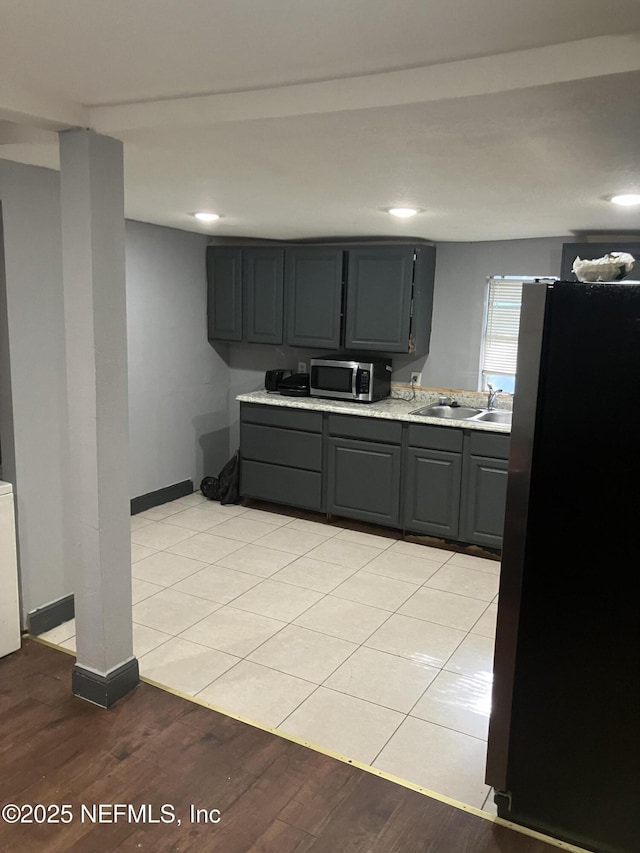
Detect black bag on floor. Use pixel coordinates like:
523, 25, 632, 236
200, 450, 241, 505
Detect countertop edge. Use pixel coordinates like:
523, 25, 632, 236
236, 391, 511, 434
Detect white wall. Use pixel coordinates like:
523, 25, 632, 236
0, 161, 72, 622
125, 221, 230, 496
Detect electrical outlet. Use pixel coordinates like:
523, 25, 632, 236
410, 372, 422, 387
298, 361, 307, 374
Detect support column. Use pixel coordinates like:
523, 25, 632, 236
59, 129, 137, 707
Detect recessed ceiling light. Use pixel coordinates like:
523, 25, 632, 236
388, 207, 419, 218
193, 211, 220, 222
610, 194, 640, 207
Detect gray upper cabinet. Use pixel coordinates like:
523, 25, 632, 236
207, 242, 436, 352
345, 247, 413, 351
345, 245, 435, 354
206, 247, 243, 341
285, 248, 344, 348
207, 246, 284, 344
244, 248, 284, 344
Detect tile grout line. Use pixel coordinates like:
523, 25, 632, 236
131, 500, 497, 776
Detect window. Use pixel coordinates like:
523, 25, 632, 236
479, 277, 538, 394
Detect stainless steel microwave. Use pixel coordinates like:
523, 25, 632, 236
309, 356, 392, 402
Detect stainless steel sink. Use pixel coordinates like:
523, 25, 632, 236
409, 404, 512, 426
410, 405, 482, 419
474, 410, 513, 425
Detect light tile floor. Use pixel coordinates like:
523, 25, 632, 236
41, 492, 500, 813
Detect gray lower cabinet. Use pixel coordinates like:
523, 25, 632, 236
239, 404, 323, 510
239, 403, 510, 550
327, 438, 401, 527
326, 415, 402, 526
460, 432, 510, 549
402, 424, 463, 538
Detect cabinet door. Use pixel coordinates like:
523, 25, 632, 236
403, 447, 462, 538
244, 249, 284, 344
345, 247, 413, 352
206, 247, 243, 341
327, 438, 401, 526
285, 248, 344, 348
462, 455, 508, 548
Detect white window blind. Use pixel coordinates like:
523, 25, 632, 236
482, 278, 523, 377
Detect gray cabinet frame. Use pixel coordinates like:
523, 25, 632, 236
207, 247, 243, 341
207, 246, 284, 344
239, 404, 509, 550
244, 248, 284, 344
284, 247, 344, 349
207, 242, 435, 353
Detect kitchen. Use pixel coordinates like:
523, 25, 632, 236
3, 168, 640, 851
2, 4, 640, 851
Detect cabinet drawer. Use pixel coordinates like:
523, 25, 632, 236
468, 431, 511, 459
328, 414, 402, 444
407, 424, 463, 452
241, 423, 322, 471
241, 403, 322, 433
241, 460, 322, 510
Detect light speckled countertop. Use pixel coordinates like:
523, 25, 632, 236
237, 390, 511, 434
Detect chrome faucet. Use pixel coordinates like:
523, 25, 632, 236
487, 383, 502, 410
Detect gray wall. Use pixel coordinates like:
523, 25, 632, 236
0, 164, 232, 622
0, 158, 569, 621
395, 236, 565, 389
0, 161, 73, 622
125, 220, 230, 496
226, 343, 318, 453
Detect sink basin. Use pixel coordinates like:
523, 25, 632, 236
410, 405, 482, 419
475, 410, 512, 425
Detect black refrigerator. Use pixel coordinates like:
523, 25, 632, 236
485, 281, 640, 853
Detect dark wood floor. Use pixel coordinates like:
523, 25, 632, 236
0, 640, 559, 853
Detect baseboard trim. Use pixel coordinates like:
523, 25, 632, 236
72, 658, 139, 708
28, 593, 75, 635
130, 479, 193, 515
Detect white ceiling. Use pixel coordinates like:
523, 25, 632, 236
1, 0, 640, 241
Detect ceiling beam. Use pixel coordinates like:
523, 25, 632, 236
0, 81, 88, 131
91, 34, 640, 134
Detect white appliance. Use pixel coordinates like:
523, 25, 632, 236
0, 481, 21, 657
